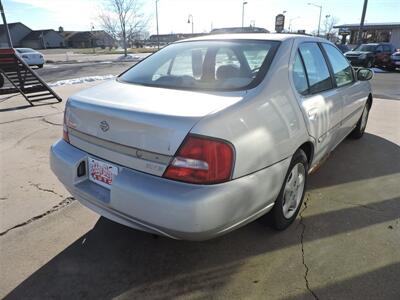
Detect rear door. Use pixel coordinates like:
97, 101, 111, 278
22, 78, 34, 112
320, 43, 367, 141
292, 42, 342, 164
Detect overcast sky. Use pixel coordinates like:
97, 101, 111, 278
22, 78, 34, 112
4, 0, 400, 34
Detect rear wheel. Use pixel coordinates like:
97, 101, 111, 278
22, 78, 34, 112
37, 64, 44, 68
269, 149, 308, 230
350, 102, 370, 139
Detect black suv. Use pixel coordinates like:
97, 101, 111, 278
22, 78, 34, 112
344, 43, 395, 68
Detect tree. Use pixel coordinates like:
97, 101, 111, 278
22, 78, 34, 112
323, 16, 339, 39
99, 0, 147, 56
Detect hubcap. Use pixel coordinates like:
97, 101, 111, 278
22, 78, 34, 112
360, 106, 369, 132
282, 163, 306, 219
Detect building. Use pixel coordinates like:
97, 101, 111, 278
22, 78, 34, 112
0, 22, 31, 47
21, 29, 64, 49
62, 30, 114, 48
0, 22, 64, 49
334, 22, 400, 48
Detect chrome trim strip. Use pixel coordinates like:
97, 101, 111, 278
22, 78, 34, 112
69, 128, 171, 165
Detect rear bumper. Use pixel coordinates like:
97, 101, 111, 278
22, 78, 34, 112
50, 139, 290, 240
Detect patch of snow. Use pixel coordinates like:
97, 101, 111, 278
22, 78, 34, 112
115, 54, 141, 61
49, 75, 115, 87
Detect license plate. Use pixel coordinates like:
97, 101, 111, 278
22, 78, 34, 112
88, 157, 118, 189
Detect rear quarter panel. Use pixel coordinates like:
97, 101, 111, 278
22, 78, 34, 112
191, 38, 310, 178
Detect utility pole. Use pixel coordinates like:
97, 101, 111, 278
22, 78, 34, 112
242, 1, 248, 28
358, 0, 368, 44
155, 0, 160, 50
308, 3, 322, 37
0, 0, 13, 48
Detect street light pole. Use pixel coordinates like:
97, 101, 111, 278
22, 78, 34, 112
187, 14, 194, 34
155, 0, 160, 49
308, 3, 322, 36
289, 17, 299, 33
242, 1, 248, 28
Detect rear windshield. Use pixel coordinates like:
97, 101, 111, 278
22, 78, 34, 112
354, 44, 377, 52
119, 40, 280, 91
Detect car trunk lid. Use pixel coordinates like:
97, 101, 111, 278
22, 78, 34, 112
66, 79, 244, 176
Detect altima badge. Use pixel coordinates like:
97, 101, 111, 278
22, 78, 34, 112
99, 120, 109, 132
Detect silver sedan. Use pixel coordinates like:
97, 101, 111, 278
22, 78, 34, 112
50, 34, 373, 240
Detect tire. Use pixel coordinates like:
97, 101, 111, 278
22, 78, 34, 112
269, 149, 308, 230
37, 64, 43, 68
0, 74, 4, 88
364, 59, 372, 68
350, 102, 370, 139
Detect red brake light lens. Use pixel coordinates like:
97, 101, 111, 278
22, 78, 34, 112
163, 135, 234, 184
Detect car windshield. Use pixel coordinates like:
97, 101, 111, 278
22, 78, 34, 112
354, 44, 377, 52
119, 40, 280, 91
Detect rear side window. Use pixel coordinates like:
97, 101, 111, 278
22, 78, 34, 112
322, 43, 353, 87
299, 43, 333, 94
293, 52, 308, 95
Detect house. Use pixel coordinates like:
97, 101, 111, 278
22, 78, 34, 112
62, 30, 114, 48
0, 22, 31, 47
0, 22, 64, 49
21, 30, 65, 49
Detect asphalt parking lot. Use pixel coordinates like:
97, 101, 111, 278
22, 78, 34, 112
0, 68, 399, 299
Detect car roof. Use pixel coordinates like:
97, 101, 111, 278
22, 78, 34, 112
177, 33, 326, 43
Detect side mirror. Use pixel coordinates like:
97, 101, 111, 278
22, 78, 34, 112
357, 68, 374, 81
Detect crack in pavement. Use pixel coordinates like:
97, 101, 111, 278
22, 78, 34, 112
41, 117, 62, 126
1, 127, 49, 153
0, 112, 62, 125
30, 183, 65, 198
0, 196, 75, 237
299, 194, 319, 300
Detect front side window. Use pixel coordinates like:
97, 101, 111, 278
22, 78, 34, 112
322, 43, 353, 87
119, 40, 280, 91
299, 43, 332, 94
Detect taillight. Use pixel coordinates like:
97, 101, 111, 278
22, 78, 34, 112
63, 109, 69, 143
163, 135, 234, 184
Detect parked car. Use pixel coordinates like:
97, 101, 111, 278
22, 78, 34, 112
388, 50, 400, 71
51, 34, 373, 240
15, 48, 44, 68
336, 43, 351, 53
344, 43, 395, 68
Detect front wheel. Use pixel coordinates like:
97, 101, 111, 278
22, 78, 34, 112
37, 64, 44, 68
364, 59, 373, 68
350, 102, 370, 139
269, 149, 308, 230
